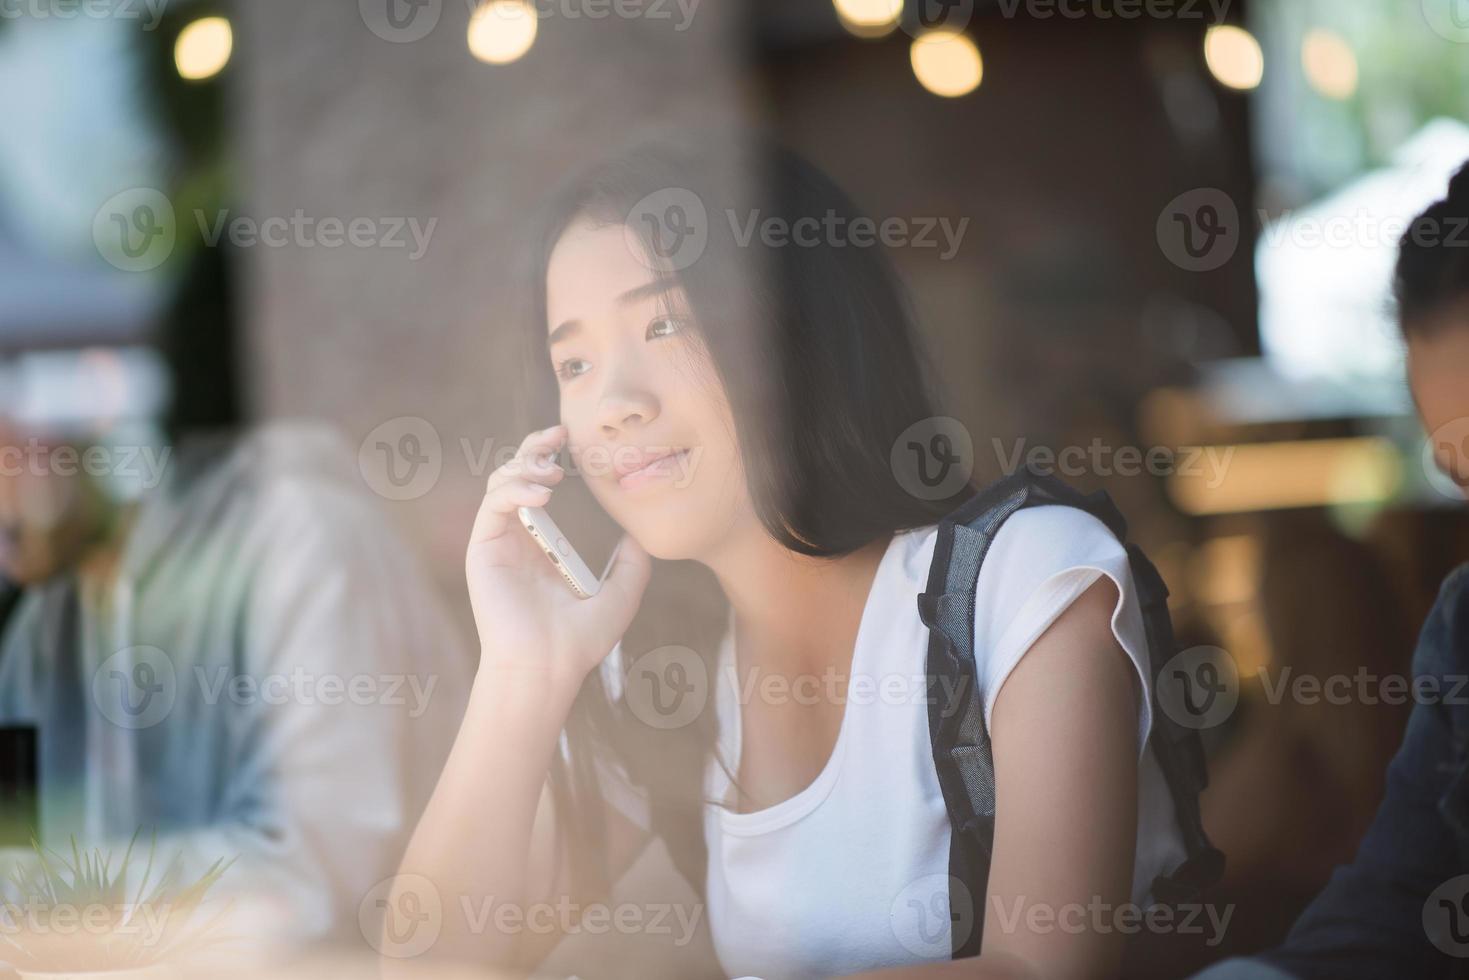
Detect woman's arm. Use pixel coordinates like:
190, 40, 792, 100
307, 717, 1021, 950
844, 577, 1141, 980
384, 425, 654, 976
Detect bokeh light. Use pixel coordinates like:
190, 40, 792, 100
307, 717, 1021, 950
468, 0, 538, 66
1301, 28, 1358, 101
834, 0, 902, 38
173, 16, 232, 82
1204, 24, 1264, 91
910, 30, 983, 99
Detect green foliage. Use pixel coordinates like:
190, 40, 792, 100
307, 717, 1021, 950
0, 829, 234, 973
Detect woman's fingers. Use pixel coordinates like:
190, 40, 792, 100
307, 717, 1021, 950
469, 475, 554, 546
488, 425, 567, 492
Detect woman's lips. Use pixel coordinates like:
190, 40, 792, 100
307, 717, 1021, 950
617, 449, 690, 490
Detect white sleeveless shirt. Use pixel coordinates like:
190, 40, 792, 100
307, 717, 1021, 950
598, 505, 1186, 979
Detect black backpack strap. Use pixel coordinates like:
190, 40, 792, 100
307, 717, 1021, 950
917, 471, 1223, 958
1128, 550, 1226, 904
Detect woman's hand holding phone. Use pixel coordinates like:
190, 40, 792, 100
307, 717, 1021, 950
466, 424, 651, 698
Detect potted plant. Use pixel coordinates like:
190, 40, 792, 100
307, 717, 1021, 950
0, 830, 233, 979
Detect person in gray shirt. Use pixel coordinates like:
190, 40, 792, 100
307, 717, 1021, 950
0, 418, 471, 953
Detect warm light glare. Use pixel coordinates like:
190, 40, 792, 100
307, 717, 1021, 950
1168, 438, 1401, 515
1203, 24, 1263, 91
174, 16, 232, 81
910, 30, 982, 99
468, 0, 538, 65
1301, 28, 1358, 100
834, 0, 902, 37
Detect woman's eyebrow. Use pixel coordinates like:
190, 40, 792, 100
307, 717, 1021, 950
617, 279, 679, 306
548, 279, 681, 346
547, 319, 581, 347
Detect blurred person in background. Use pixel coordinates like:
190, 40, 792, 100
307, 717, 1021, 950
1196, 520, 1412, 961
1193, 162, 1469, 978
0, 415, 472, 953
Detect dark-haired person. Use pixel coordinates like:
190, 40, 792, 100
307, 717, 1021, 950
389, 135, 1190, 980
1192, 166, 1469, 979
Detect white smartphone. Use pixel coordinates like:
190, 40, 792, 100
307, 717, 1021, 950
516, 472, 622, 599
517, 505, 603, 598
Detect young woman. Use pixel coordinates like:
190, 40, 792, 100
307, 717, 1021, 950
390, 134, 1185, 980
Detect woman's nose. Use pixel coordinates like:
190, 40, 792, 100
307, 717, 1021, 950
596, 385, 659, 437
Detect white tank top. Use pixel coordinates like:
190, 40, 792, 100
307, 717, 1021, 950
599, 506, 1186, 979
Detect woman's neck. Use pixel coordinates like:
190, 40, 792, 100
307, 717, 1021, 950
703, 523, 892, 676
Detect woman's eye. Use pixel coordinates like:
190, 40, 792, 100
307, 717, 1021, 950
647, 315, 688, 339
555, 358, 590, 381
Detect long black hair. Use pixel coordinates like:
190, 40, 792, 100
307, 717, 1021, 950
518, 129, 977, 904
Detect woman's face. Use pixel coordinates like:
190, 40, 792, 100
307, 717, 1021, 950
544, 216, 753, 560
1407, 317, 1469, 499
